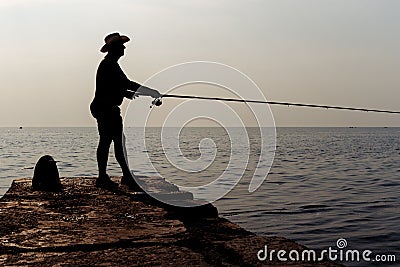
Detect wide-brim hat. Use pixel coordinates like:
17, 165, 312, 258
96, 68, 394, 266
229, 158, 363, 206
100, 32, 130, 53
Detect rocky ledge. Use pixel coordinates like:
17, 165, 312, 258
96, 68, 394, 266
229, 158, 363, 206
0, 177, 343, 266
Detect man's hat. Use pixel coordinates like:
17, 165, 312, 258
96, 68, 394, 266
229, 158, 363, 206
100, 32, 130, 53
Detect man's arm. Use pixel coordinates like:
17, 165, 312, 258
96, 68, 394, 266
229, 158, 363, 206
116, 64, 142, 99
134, 86, 162, 98
124, 85, 161, 100
123, 80, 141, 99
118, 66, 161, 99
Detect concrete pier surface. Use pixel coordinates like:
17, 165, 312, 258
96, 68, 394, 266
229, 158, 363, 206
0, 177, 343, 266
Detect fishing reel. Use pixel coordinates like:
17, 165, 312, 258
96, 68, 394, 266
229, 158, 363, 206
150, 97, 163, 108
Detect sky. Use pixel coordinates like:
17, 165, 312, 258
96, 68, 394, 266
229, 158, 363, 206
0, 0, 399, 127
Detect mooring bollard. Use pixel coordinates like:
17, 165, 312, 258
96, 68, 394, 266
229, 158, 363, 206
32, 155, 63, 192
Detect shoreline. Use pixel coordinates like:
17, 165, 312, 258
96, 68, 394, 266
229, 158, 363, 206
0, 177, 343, 266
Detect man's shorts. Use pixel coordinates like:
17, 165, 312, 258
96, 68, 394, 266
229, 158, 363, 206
91, 105, 123, 138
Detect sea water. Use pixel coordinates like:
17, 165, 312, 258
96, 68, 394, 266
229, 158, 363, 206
0, 127, 399, 265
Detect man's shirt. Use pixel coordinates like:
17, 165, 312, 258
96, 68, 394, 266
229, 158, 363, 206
91, 54, 140, 114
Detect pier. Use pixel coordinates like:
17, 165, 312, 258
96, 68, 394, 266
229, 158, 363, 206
0, 177, 342, 266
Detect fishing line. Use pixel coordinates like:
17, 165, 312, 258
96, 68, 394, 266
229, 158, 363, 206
159, 94, 400, 114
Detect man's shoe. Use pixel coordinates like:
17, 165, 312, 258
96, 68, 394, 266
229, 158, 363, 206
121, 175, 144, 192
96, 174, 119, 190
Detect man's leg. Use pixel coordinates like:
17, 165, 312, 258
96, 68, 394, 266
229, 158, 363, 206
113, 120, 143, 191
110, 113, 130, 176
95, 117, 114, 177
114, 132, 131, 177
97, 134, 112, 177
96, 128, 119, 189
93, 113, 119, 189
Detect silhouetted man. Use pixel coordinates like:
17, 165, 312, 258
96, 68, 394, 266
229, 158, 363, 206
90, 32, 161, 190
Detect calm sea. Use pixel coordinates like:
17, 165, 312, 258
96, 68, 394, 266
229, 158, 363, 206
1, 127, 399, 265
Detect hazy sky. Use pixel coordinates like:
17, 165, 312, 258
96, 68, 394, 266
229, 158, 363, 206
1, 0, 399, 127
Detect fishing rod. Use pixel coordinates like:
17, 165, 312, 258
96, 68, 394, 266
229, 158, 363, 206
154, 94, 400, 114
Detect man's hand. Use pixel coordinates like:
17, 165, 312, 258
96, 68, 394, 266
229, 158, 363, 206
136, 86, 162, 98
125, 90, 136, 100
151, 98, 162, 107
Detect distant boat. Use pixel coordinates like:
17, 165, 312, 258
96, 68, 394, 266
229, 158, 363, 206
19, 126, 23, 129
